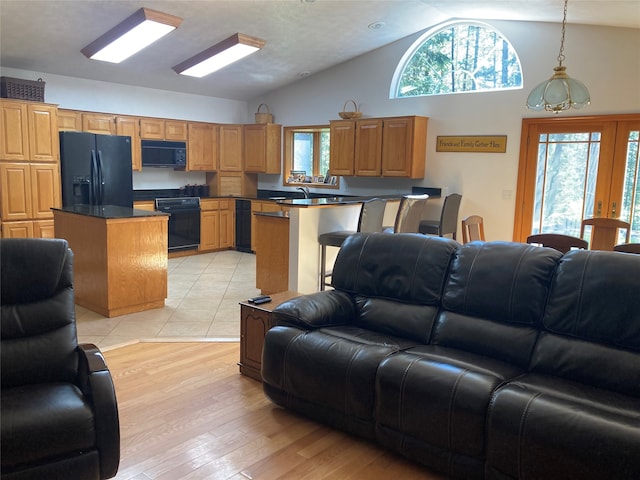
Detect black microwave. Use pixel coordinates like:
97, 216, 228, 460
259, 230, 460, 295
141, 140, 187, 167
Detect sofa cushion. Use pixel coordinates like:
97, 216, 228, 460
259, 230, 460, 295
435, 241, 561, 368
486, 374, 640, 479
375, 345, 525, 479
532, 249, 640, 395
333, 233, 458, 305
1, 383, 96, 468
262, 325, 420, 438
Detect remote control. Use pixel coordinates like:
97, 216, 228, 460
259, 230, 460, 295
253, 296, 272, 304
248, 295, 271, 303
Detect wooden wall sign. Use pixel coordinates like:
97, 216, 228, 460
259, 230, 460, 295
436, 135, 507, 153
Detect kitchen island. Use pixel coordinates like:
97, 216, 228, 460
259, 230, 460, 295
255, 196, 403, 294
53, 205, 169, 317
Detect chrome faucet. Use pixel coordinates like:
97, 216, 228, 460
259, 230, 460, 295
297, 186, 310, 198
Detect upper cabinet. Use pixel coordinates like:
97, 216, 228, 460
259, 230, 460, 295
329, 120, 356, 176
329, 115, 427, 179
0, 100, 58, 162
244, 124, 281, 174
115, 116, 142, 171
381, 116, 427, 178
82, 112, 115, 135
140, 118, 187, 140
187, 122, 217, 171
57, 109, 82, 131
354, 119, 383, 176
219, 124, 243, 171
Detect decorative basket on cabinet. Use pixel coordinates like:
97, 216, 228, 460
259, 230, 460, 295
0, 77, 45, 102
255, 103, 273, 124
338, 99, 362, 119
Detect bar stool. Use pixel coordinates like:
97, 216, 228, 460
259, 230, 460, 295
383, 194, 429, 233
318, 198, 387, 290
419, 193, 462, 240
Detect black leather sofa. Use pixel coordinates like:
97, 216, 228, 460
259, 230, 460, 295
1, 238, 120, 480
262, 233, 640, 479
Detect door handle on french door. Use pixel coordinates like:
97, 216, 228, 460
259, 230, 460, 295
612, 202, 617, 217
597, 200, 602, 217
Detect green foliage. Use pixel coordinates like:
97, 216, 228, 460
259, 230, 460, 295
397, 23, 522, 98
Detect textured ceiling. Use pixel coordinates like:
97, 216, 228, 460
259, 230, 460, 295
1, 0, 638, 101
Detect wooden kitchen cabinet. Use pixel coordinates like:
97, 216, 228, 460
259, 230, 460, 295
0, 100, 29, 161
133, 200, 156, 211
33, 219, 55, 238
0, 162, 61, 222
187, 122, 217, 171
27, 103, 59, 162
244, 123, 281, 173
381, 116, 427, 178
115, 115, 142, 171
2, 220, 34, 238
219, 124, 243, 171
355, 119, 383, 176
82, 113, 115, 135
219, 199, 234, 248
239, 291, 302, 381
250, 200, 284, 252
57, 109, 82, 131
140, 118, 187, 140
329, 120, 356, 176
1, 100, 58, 162
199, 198, 234, 251
329, 115, 428, 179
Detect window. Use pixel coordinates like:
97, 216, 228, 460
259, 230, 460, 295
392, 21, 522, 98
284, 125, 336, 187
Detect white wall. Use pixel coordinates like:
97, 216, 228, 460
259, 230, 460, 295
252, 20, 640, 241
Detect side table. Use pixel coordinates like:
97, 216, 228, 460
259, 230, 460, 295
239, 290, 301, 381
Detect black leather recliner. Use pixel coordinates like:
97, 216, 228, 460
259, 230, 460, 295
1, 238, 120, 480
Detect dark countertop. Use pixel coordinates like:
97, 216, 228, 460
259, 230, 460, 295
52, 205, 169, 219
254, 211, 290, 218
276, 194, 406, 207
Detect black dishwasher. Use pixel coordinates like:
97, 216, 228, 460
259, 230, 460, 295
235, 199, 252, 252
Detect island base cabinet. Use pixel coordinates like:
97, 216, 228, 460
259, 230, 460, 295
255, 213, 289, 294
53, 210, 168, 317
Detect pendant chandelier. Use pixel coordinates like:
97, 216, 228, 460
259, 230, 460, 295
526, 0, 590, 113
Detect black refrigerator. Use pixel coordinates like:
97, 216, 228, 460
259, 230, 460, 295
59, 131, 133, 208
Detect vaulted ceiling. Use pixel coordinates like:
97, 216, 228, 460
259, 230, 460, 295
1, 1, 638, 101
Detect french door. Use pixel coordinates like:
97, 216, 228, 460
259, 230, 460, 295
513, 114, 640, 244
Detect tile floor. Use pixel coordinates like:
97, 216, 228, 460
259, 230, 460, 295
76, 250, 261, 350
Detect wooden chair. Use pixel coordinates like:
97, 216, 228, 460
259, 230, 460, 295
613, 243, 640, 254
461, 215, 485, 243
526, 233, 588, 253
580, 217, 631, 251
419, 193, 462, 240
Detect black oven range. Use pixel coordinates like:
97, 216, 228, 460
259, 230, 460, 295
155, 197, 201, 252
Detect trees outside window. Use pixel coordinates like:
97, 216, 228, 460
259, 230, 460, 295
393, 22, 522, 98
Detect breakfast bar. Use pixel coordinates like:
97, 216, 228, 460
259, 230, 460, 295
52, 205, 169, 317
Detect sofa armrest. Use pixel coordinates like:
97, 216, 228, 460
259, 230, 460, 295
77, 343, 120, 479
272, 290, 356, 330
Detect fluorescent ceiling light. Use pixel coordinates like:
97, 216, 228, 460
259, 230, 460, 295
82, 8, 182, 63
173, 33, 265, 78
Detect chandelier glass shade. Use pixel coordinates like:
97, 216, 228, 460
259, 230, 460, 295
526, 0, 590, 113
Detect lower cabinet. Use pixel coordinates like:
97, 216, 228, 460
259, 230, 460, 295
200, 199, 234, 251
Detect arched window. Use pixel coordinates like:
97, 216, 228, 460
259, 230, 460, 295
392, 21, 522, 98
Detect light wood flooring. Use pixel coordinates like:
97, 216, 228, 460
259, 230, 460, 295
104, 341, 445, 480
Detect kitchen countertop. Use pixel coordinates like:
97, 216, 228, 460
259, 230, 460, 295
52, 205, 169, 219
275, 194, 406, 207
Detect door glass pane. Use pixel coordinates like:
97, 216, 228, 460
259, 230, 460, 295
532, 132, 600, 237
620, 129, 640, 242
